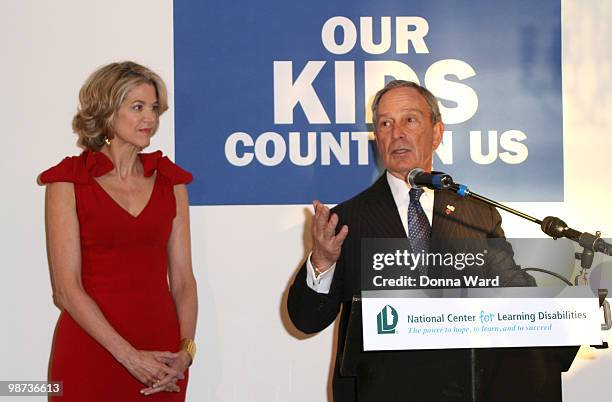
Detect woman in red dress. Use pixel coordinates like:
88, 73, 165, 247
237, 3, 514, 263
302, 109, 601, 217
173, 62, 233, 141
39, 61, 198, 400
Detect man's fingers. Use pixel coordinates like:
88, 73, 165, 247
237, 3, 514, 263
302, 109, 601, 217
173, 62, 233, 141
332, 225, 349, 247
318, 204, 330, 223
326, 213, 339, 234
312, 201, 331, 235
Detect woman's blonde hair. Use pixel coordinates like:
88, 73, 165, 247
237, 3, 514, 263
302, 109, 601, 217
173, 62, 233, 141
72, 61, 168, 151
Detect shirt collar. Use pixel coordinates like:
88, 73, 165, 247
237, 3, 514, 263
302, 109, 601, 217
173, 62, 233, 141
386, 171, 434, 208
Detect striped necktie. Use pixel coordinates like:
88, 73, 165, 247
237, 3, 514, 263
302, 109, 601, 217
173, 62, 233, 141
408, 188, 431, 274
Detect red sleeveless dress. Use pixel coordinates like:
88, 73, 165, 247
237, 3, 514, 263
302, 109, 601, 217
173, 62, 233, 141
40, 150, 192, 401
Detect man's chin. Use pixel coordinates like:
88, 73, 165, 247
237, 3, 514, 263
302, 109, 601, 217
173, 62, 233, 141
386, 169, 411, 181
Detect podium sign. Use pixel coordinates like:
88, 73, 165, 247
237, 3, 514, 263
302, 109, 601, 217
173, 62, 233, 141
362, 287, 601, 351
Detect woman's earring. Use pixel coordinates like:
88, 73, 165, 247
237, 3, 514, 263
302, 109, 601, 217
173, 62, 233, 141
104, 136, 111, 145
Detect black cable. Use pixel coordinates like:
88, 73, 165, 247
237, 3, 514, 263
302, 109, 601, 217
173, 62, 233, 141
521, 267, 573, 286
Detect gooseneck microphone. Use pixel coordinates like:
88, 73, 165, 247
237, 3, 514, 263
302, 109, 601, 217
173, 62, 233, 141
406, 168, 455, 190
406, 168, 612, 258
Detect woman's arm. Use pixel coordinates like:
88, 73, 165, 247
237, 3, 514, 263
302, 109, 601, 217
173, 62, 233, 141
45, 182, 183, 388
141, 184, 198, 396
167, 184, 198, 364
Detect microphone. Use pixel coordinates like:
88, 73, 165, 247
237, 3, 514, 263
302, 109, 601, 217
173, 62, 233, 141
407, 168, 454, 190
541, 216, 612, 256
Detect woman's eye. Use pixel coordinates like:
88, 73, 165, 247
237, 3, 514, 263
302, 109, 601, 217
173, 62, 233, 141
132, 104, 143, 111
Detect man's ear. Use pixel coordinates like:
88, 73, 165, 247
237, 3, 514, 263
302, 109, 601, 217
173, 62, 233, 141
432, 121, 444, 150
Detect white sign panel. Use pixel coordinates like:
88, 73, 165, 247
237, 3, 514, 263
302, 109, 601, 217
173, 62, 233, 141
362, 288, 602, 351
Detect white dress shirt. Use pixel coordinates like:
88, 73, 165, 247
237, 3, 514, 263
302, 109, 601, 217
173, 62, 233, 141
306, 171, 435, 294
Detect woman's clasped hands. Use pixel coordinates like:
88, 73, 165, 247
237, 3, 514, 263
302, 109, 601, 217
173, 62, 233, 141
117, 348, 190, 395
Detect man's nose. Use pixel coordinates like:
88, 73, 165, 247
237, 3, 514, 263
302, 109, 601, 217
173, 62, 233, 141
391, 122, 406, 139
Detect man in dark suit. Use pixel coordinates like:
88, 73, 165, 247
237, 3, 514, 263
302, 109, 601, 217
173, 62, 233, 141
287, 80, 564, 402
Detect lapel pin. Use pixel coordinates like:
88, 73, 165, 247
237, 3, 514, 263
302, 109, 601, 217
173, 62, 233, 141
445, 205, 455, 215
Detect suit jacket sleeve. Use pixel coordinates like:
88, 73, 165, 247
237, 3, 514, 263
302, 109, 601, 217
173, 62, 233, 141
287, 205, 348, 334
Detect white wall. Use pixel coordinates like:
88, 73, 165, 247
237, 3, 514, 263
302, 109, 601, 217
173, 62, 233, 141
1, 1, 610, 401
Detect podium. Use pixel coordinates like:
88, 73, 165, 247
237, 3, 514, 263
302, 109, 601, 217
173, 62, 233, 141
340, 297, 581, 402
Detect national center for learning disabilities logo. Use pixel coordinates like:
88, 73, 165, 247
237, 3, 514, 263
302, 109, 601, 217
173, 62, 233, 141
377, 305, 398, 334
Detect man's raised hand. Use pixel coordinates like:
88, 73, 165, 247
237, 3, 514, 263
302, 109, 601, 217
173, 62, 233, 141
310, 200, 348, 272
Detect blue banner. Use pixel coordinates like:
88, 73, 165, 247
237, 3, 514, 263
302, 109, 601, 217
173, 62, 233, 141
174, 0, 562, 205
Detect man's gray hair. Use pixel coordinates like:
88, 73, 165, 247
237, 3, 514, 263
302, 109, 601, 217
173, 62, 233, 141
371, 80, 442, 125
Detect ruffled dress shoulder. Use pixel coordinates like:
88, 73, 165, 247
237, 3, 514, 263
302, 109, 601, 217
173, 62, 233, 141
38, 150, 193, 185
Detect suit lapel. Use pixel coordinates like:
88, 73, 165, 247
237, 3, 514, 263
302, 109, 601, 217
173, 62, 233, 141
360, 173, 407, 238
433, 190, 455, 238
433, 190, 484, 238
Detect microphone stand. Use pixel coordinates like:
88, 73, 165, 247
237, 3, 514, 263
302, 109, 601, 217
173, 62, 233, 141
440, 181, 612, 334
410, 170, 612, 394
410, 170, 611, 394
444, 182, 612, 278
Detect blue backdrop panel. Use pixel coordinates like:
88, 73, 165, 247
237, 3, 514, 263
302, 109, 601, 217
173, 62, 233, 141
174, 0, 562, 205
